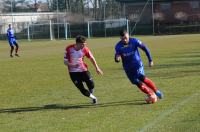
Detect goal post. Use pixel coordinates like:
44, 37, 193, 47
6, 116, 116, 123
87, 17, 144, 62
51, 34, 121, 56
87, 18, 130, 38
27, 21, 69, 41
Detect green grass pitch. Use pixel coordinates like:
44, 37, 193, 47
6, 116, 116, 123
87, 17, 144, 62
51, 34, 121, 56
0, 34, 200, 132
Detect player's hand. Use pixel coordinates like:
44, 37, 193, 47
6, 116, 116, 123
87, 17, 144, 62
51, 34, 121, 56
149, 61, 154, 67
96, 67, 103, 75
115, 55, 121, 63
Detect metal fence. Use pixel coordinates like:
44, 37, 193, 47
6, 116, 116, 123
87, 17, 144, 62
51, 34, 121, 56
0, 13, 129, 40
120, 0, 200, 35
0, 0, 200, 41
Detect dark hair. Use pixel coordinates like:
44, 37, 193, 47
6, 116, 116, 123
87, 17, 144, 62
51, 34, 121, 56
120, 30, 128, 37
76, 35, 87, 43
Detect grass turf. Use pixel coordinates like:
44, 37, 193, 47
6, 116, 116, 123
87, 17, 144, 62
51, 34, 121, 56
0, 34, 200, 132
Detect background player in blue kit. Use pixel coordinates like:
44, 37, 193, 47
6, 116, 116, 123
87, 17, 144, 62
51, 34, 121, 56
7, 24, 20, 57
114, 30, 163, 100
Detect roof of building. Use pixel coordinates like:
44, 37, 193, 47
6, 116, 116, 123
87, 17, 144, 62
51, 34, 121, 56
116, 0, 190, 3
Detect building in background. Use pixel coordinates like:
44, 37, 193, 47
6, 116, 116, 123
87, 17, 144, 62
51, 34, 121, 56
0, 0, 200, 39
116, 0, 200, 35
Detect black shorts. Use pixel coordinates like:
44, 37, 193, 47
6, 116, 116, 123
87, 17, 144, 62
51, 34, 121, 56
69, 71, 93, 84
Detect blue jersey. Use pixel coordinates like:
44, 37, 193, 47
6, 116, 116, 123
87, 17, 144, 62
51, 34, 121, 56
7, 28, 15, 39
7, 28, 17, 46
115, 38, 152, 72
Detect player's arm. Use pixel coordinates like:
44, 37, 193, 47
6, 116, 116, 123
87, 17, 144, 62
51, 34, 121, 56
89, 52, 103, 75
84, 48, 103, 75
7, 30, 10, 38
114, 45, 121, 63
90, 57, 103, 75
115, 54, 121, 63
137, 40, 153, 67
84, 49, 102, 75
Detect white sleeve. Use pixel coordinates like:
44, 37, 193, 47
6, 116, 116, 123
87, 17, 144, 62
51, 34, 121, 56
64, 51, 69, 66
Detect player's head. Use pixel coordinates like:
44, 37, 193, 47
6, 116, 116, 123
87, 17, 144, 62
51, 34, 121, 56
75, 35, 87, 50
8, 24, 11, 28
120, 30, 129, 45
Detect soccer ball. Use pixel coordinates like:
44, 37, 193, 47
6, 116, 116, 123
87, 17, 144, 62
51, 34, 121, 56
145, 93, 158, 104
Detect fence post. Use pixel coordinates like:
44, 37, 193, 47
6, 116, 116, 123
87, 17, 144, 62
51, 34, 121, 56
87, 21, 90, 38
126, 19, 129, 35
65, 23, 68, 40
50, 20, 53, 40
27, 22, 31, 41
152, 0, 155, 35
104, 20, 106, 37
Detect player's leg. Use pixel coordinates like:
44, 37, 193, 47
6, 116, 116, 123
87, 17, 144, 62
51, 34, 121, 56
134, 78, 154, 95
138, 70, 164, 99
83, 71, 97, 104
10, 45, 14, 57
13, 40, 19, 57
70, 72, 90, 97
126, 70, 154, 95
139, 76, 158, 92
84, 71, 94, 94
70, 72, 97, 104
8, 40, 14, 57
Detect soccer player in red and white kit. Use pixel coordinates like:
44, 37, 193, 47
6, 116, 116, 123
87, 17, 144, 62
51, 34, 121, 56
64, 35, 103, 104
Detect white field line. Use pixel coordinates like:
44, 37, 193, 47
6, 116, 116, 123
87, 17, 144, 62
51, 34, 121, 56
138, 92, 200, 132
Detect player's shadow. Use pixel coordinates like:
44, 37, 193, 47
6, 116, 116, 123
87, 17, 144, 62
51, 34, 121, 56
0, 100, 145, 113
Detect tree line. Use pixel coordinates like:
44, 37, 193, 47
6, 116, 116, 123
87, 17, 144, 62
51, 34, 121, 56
0, 0, 124, 20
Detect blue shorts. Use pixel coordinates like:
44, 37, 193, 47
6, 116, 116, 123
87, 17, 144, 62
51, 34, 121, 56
8, 38, 17, 46
125, 66, 145, 85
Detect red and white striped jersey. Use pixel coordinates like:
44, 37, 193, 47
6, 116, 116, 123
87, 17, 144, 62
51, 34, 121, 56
64, 44, 94, 72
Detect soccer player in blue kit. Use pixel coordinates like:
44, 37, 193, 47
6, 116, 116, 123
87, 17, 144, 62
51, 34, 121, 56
7, 24, 20, 57
114, 30, 163, 101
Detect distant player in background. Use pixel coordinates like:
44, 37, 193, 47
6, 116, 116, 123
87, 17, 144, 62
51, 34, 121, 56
114, 30, 163, 101
7, 24, 20, 57
64, 35, 103, 104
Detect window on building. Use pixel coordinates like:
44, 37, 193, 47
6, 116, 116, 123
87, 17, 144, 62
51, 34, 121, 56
160, 3, 171, 11
190, 1, 199, 9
